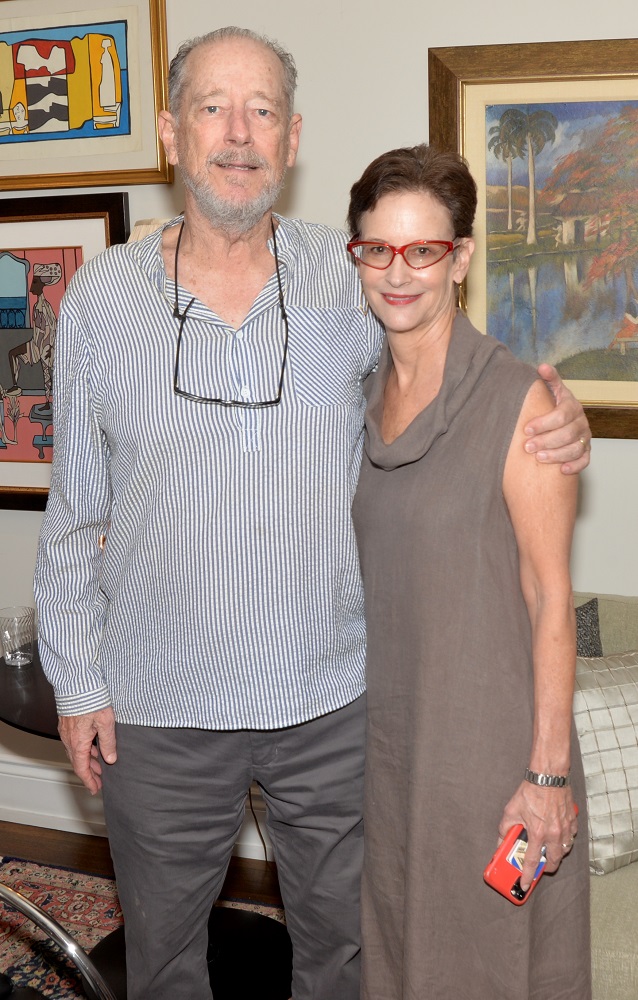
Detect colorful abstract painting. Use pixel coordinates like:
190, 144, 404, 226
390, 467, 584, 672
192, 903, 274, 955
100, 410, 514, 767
0, 245, 81, 464
0, 19, 130, 143
485, 100, 638, 383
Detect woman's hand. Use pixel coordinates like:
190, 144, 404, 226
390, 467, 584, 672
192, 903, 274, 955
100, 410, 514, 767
498, 781, 579, 892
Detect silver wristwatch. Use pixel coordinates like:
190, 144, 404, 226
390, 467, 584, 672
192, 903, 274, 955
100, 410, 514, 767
524, 768, 571, 787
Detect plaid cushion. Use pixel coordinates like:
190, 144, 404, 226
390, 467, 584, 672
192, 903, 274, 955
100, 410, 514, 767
573, 651, 638, 874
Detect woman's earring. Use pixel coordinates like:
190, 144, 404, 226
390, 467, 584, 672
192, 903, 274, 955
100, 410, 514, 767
359, 288, 369, 316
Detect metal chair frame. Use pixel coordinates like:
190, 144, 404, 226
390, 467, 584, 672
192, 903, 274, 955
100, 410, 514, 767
0, 882, 118, 1000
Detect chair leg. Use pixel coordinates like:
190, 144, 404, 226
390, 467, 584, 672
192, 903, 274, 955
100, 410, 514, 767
0, 883, 119, 1000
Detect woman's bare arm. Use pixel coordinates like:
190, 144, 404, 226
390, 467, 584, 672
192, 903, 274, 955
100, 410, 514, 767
500, 378, 580, 891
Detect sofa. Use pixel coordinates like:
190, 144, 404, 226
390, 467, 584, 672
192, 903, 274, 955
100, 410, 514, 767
574, 592, 638, 1000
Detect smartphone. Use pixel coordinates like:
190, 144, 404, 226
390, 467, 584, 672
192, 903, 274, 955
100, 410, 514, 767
484, 804, 578, 906
483, 825, 546, 904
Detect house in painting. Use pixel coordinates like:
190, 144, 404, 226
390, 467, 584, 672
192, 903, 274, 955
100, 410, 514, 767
550, 191, 610, 246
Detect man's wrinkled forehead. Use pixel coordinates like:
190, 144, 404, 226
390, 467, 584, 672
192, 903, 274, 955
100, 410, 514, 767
182, 38, 288, 110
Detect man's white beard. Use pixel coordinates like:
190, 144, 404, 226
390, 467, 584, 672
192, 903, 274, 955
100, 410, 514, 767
182, 150, 287, 235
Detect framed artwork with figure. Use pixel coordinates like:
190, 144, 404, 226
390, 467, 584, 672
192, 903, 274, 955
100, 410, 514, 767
0, 0, 172, 190
0, 191, 129, 509
428, 38, 638, 438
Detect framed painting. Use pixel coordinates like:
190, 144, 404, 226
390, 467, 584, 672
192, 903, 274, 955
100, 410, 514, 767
0, 0, 172, 190
0, 191, 129, 509
429, 38, 638, 438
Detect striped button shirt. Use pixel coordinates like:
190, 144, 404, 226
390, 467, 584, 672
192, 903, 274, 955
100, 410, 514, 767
34, 216, 383, 730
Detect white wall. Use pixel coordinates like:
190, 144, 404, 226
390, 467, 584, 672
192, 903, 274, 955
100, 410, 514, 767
1, 0, 636, 847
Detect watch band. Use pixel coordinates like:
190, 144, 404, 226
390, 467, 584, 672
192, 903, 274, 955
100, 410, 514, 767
524, 768, 571, 787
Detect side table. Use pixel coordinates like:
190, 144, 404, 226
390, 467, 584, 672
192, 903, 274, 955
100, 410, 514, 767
0, 644, 58, 739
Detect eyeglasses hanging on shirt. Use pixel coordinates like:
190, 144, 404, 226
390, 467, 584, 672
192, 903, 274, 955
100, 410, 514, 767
172, 219, 289, 407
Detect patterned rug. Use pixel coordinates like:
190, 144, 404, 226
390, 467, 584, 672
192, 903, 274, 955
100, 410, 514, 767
0, 856, 285, 998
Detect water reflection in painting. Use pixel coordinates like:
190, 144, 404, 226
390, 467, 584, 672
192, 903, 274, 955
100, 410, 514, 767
485, 101, 638, 385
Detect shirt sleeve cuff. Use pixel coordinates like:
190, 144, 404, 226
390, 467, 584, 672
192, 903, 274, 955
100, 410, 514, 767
55, 685, 112, 717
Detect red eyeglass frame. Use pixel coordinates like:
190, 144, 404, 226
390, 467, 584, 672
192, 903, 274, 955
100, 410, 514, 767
346, 239, 459, 270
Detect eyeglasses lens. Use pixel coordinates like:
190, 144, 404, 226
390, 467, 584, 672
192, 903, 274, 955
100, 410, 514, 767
404, 243, 449, 267
353, 244, 393, 267
352, 242, 450, 269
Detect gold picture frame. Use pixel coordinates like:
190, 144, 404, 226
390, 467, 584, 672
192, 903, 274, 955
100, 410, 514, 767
0, 0, 172, 190
429, 39, 638, 439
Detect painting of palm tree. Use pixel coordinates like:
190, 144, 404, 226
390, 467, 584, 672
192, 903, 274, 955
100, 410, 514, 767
485, 100, 638, 384
487, 119, 522, 232
489, 108, 557, 243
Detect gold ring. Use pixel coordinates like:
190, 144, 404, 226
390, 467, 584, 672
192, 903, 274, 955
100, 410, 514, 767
579, 437, 589, 451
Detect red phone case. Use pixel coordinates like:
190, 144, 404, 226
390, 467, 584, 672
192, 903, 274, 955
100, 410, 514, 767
484, 804, 578, 906
483, 824, 545, 905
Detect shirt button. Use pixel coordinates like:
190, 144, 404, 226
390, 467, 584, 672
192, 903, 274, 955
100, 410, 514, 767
240, 386, 251, 399
236, 329, 244, 340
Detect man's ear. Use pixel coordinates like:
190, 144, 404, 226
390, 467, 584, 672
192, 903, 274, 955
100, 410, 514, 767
286, 113, 302, 168
158, 110, 179, 166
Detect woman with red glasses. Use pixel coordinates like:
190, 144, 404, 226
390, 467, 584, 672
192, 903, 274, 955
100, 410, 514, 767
347, 144, 591, 1000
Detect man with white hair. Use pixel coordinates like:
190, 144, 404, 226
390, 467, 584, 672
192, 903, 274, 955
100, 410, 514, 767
35, 27, 591, 1000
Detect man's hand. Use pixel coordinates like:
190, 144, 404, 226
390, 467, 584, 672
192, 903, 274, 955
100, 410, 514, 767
524, 364, 591, 474
58, 707, 117, 795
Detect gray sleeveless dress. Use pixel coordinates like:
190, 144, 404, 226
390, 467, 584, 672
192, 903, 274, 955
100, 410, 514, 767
353, 313, 591, 1000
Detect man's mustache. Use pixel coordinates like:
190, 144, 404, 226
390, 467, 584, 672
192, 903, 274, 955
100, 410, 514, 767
208, 150, 269, 169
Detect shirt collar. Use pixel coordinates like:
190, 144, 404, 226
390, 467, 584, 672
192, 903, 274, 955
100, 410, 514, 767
132, 214, 295, 325
268, 213, 300, 277
126, 215, 181, 290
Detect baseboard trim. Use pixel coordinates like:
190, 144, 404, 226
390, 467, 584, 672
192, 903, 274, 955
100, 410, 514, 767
0, 753, 272, 858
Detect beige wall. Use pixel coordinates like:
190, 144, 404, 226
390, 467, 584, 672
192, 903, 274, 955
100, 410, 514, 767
1, 0, 636, 603
0, 0, 636, 835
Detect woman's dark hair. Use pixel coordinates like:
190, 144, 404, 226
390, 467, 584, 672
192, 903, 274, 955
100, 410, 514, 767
347, 144, 477, 239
